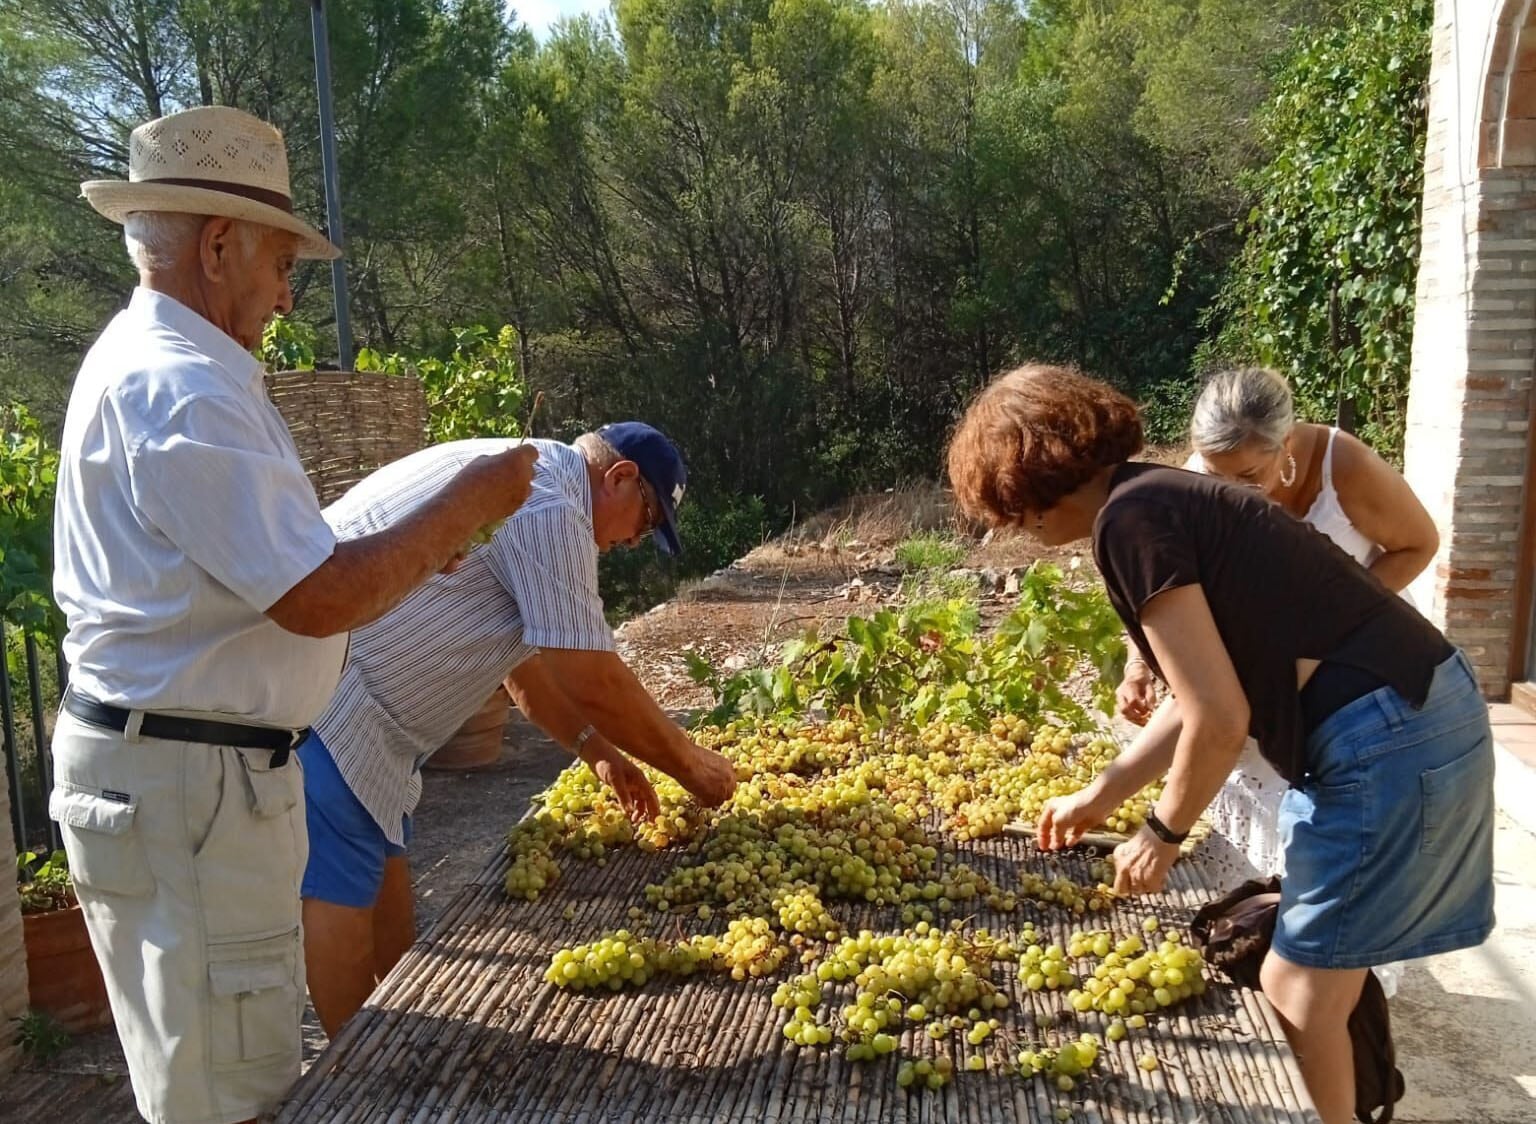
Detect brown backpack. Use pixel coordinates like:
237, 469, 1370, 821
1190, 877, 1406, 1124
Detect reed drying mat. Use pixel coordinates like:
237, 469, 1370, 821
277, 819, 1319, 1124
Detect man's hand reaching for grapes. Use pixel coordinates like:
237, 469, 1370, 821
581, 743, 660, 823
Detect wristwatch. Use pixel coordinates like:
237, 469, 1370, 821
572, 724, 598, 753
1145, 809, 1188, 846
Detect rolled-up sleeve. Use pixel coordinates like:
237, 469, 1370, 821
128, 394, 336, 611
486, 503, 614, 652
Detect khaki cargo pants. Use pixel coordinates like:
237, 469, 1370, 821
49, 711, 307, 1124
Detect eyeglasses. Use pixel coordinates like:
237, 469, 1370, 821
636, 478, 660, 539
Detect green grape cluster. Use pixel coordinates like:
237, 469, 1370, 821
896, 1055, 955, 1091
1016, 1032, 1103, 1092
1066, 925, 1207, 1016
545, 930, 660, 991
467, 517, 506, 547
774, 886, 839, 938
715, 916, 789, 980
1017, 922, 1078, 993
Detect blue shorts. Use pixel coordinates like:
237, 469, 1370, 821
1275, 650, 1496, 970
299, 730, 411, 909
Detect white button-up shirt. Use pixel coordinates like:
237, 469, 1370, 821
53, 287, 347, 728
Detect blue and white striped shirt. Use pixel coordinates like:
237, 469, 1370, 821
314, 438, 613, 843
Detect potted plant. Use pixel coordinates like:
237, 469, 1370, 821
424, 686, 510, 771
17, 849, 112, 1033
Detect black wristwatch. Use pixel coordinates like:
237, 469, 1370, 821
1145, 809, 1188, 846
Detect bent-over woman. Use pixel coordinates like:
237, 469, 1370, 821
946, 364, 1493, 1124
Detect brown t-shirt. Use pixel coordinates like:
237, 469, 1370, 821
1093, 463, 1451, 782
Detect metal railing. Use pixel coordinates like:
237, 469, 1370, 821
2, 622, 64, 856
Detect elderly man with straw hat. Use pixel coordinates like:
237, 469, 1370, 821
50, 105, 537, 1124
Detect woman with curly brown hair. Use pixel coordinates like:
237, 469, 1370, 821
947, 364, 1494, 1124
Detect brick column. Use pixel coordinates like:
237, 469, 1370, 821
1405, 0, 1536, 698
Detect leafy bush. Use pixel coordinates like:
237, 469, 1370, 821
1207, 0, 1432, 462
357, 325, 526, 443
687, 562, 1126, 729
893, 533, 966, 574
14, 1010, 71, 1061
600, 494, 770, 622
1136, 373, 1200, 446
0, 403, 60, 636
258, 316, 318, 372
16, 849, 74, 915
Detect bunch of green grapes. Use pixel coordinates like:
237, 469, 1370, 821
1017, 930, 1078, 993
1019, 869, 1115, 915
828, 923, 1006, 1020
896, 1055, 956, 1091
545, 930, 661, 991
1066, 925, 1207, 1016
774, 886, 839, 938
713, 916, 789, 980
1015, 1032, 1103, 1093
467, 517, 505, 547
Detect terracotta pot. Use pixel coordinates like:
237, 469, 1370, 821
424, 689, 509, 771
22, 903, 113, 1033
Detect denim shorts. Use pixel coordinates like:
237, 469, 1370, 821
299, 730, 410, 909
1274, 651, 1496, 970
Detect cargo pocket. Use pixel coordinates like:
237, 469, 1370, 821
236, 748, 299, 820
1421, 743, 1494, 856
49, 783, 156, 897
208, 928, 301, 1066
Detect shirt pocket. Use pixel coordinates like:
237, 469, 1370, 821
49, 783, 157, 898
208, 927, 302, 1066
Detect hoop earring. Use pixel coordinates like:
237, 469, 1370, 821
1279, 452, 1297, 489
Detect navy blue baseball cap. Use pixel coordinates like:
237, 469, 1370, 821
598, 422, 687, 556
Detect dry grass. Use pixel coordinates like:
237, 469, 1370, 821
783, 481, 956, 548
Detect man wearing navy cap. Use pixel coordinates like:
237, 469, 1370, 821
295, 423, 737, 1037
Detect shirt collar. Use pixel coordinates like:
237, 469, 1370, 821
128, 287, 265, 391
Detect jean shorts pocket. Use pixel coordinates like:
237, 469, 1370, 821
208, 928, 301, 1065
48, 783, 156, 897
1421, 744, 1494, 856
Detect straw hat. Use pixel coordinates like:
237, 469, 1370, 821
81, 106, 340, 260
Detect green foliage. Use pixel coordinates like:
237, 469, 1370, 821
0, 403, 60, 635
893, 533, 965, 574
16, 848, 74, 915
358, 325, 527, 442
688, 562, 1125, 729
1137, 372, 1200, 445
14, 1010, 71, 1061
0, 0, 1367, 617
600, 495, 769, 622
258, 316, 318, 372
1207, 0, 1432, 462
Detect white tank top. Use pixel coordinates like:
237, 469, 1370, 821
1299, 428, 1379, 566
1185, 428, 1378, 563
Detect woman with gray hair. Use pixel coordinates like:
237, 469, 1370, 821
1119, 367, 1439, 904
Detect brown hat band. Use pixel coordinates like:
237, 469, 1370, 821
149, 177, 294, 214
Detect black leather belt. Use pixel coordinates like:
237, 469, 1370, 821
63, 689, 304, 767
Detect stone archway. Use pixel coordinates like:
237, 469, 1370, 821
1405, 0, 1536, 703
